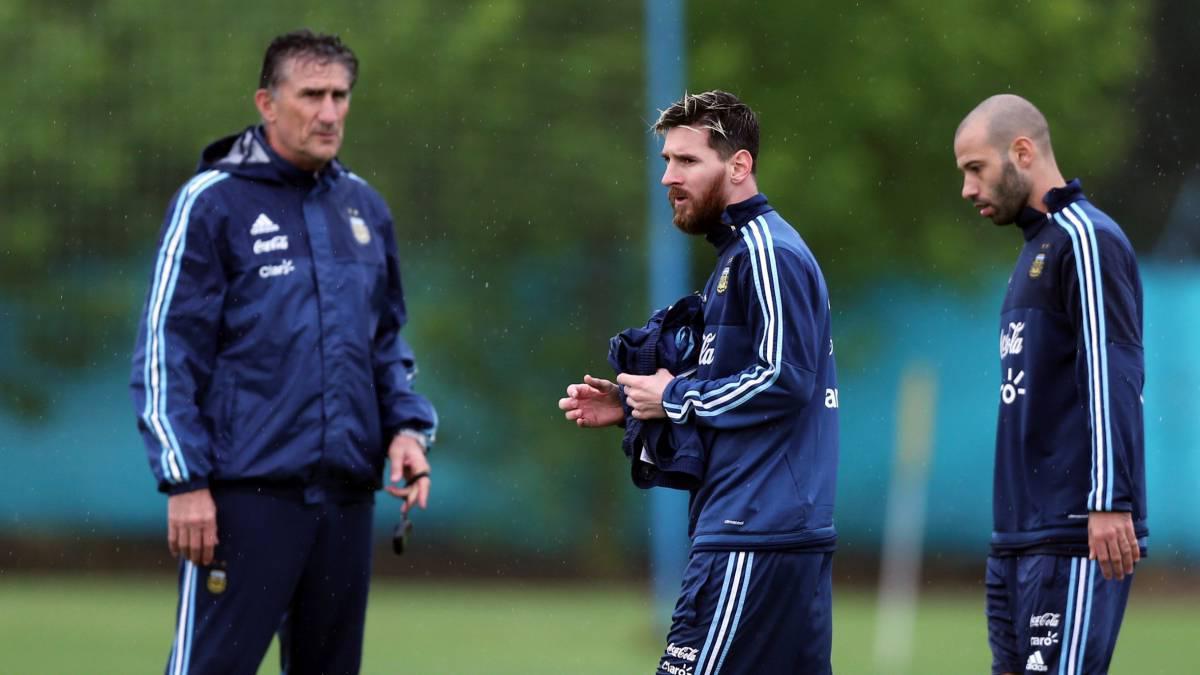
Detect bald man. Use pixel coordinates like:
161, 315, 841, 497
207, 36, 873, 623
954, 94, 1147, 675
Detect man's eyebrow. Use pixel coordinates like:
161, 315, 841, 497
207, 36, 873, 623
298, 86, 349, 95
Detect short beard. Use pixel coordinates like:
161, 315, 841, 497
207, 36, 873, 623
669, 174, 726, 235
991, 159, 1032, 226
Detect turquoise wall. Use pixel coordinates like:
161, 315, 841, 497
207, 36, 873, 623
2, 266, 1197, 563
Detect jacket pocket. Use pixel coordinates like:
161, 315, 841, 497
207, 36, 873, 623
672, 552, 725, 627
781, 453, 813, 522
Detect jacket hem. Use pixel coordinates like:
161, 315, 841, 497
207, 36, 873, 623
990, 523, 1149, 556
691, 527, 837, 552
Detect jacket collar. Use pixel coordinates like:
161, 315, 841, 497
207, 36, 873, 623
1042, 178, 1085, 212
707, 193, 772, 250
198, 125, 345, 188
1016, 178, 1086, 241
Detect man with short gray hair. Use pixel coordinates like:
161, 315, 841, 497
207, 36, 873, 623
131, 29, 437, 674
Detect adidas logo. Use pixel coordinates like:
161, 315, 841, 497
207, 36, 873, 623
1026, 650, 1048, 672
250, 213, 280, 236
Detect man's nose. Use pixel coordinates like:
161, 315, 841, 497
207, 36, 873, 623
661, 163, 679, 187
318, 95, 339, 122
961, 177, 977, 202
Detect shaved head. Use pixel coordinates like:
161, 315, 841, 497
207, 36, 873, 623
954, 94, 1067, 226
956, 94, 1054, 158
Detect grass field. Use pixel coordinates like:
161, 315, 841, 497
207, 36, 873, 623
0, 574, 1195, 673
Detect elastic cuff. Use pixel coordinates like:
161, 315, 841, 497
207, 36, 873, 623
396, 428, 432, 452
161, 477, 210, 495
662, 377, 688, 424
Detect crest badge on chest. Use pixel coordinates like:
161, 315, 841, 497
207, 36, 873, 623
347, 207, 371, 246
716, 264, 731, 294
1029, 253, 1046, 279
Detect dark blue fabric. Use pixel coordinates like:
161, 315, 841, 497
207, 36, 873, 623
992, 180, 1147, 555
986, 555, 1132, 675
607, 293, 706, 490
130, 126, 437, 497
164, 485, 374, 675
660, 194, 840, 551
656, 550, 833, 675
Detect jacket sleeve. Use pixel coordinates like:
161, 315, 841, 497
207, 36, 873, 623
129, 173, 229, 494
662, 238, 824, 430
1055, 208, 1144, 514
373, 214, 438, 444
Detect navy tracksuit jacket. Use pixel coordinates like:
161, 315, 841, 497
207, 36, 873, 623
609, 293, 707, 490
131, 126, 438, 674
659, 194, 840, 552
130, 125, 437, 498
993, 179, 1147, 556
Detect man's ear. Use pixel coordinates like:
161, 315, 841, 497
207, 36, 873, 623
254, 88, 275, 124
1010, 136, 1037, 169
729, 148, 754, 184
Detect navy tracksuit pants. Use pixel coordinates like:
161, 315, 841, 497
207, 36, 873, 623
986, 555, 1134, 675
657, 550, 834, 675
165, 484, 375, 675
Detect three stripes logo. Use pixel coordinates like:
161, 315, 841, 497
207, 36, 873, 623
250, 213, 280, 235
1026, 650, 1048, 672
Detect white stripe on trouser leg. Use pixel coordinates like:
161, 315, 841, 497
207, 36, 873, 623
703, 552, 747, 675
1057, 559, 1078, 675
713, 552, 754, 675
697, 553, 737, 669
1065, 558, 1088, 674
171, 561, 196, 675
1073, 560, 1097, 675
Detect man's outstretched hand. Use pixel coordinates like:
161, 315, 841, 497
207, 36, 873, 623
558, 374, 625, 428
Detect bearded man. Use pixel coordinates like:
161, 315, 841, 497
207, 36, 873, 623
954, 94, 1147, 675
559, 90, 841, 674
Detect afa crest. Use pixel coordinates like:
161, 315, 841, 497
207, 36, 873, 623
716, 266, 731, 294
347, 207, 370, 246
206, 569, 227, 595
1029, 253, 1046, 279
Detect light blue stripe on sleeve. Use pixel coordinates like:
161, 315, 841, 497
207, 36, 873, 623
1053, 212, 1103, 511
1070, 204, 1115, 510
680, 218, 782, 417
141, 171, 227, 483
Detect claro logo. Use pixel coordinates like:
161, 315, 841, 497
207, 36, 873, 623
259, 259, 295, 278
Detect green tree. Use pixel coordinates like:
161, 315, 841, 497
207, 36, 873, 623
0, 0, 1150, 567
687, 0, 1147, 293
1, 0, 651, 565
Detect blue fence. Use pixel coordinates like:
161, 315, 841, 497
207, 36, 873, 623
2, 266, 1197, 563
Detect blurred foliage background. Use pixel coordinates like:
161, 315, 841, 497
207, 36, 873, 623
4, 1, 1200, 672
3, 0, 1199, 574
